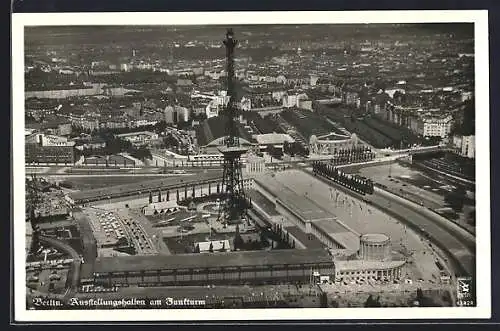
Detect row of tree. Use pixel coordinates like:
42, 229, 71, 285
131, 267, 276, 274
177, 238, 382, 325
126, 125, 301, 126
329, 146, 375, 165
77, 135, 152, 161
312, 161, 374, 195
364, 288, 443, 307
71, 121, 171, 138
444, 186, 467, 212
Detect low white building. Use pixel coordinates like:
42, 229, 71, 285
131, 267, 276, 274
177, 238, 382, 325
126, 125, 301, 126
115, 131, 159, 146
194, 240, 231, 253
25, 132, 75, 147
254, 133, 295, 152
142, 200, 185, 216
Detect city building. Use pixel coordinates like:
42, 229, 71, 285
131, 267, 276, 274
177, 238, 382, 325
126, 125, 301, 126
310, 74, 319, 87
194, 240, 231, 253
245, 153, 266, 175
453, 134, 475, 159
31, 118, 73, 136
129, 119, 159, 129
73, 136, 107, 151
333, 260, 406, 282
272, 90, 287, 102
344, 91, 360, 106
254, 133, 295, 153
177, 106, 190, 123
177, 78, 193, 87
282, 93, 310, 109
25, 223, 33, 256
418, 114, 453, 138
309, 133, 363, 156
204, 92, 231, 119
195, 116, 257, 154
240, 96, 252, 111
164, 106, 175, 124
91, 248, 335, 287
25, 133, 75, 164
115, 131, 159, 147
358, 233, 391, 261
141, 200, 184, 216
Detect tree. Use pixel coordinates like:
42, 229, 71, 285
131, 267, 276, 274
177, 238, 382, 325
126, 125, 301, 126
467, 209, 476, 226
364, 295, 382, 307
415, 287, 436, 307
319, 292, 328, 307
416, 288, 424, 301
154, 120, 168, 133
233, 224, 244, 250
130, 146, 152, 161
444, 186, 466, 212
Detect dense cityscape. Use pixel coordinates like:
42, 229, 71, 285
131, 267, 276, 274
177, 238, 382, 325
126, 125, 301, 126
24, 24, 476, 310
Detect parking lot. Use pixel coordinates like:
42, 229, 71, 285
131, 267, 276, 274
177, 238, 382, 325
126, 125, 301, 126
83, 207, 125, 247
114, 209, 158, 255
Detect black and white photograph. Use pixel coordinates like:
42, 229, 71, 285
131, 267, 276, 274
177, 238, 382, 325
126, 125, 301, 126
12, 11, 490, 321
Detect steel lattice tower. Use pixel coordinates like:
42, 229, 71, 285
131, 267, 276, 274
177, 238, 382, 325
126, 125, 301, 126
217, 28, 249, 225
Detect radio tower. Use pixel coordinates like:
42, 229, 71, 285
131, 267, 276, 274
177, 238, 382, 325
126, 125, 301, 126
217, 28, 249, 225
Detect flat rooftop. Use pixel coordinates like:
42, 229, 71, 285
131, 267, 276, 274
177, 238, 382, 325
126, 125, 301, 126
254, 133, 294, 145
94, 248, 333, 274
328, 232, 361, 252
312, 220, 360, 251
37, 219, 75, 230
256, 177, 335, 222
360, 233, 390, 243
69, 171, 222, 201
247, 190, 280, 217
285, 226, 325, 249
312, 219, 350, 234
334, 260, 406, 272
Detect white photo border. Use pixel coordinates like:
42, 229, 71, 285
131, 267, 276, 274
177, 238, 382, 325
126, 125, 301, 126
12, 10, 490, 322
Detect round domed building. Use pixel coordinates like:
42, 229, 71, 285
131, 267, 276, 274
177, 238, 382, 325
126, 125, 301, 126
359, 233, 391, 261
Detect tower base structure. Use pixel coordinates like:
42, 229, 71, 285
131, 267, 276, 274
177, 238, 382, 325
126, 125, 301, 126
217, 146, 250, 225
